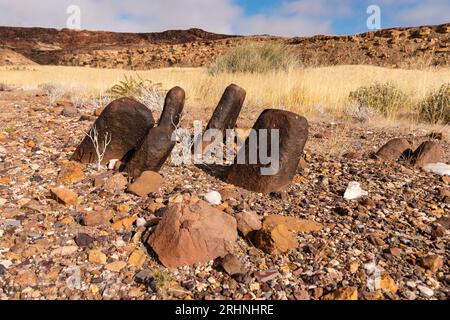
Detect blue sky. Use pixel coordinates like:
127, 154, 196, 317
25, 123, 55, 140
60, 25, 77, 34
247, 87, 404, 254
0, 0, 449, 36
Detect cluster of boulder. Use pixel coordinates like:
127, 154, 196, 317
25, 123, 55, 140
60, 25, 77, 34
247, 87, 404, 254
68, 84, 313, 268
71, 83, 309, 194
375, 138, 444, 168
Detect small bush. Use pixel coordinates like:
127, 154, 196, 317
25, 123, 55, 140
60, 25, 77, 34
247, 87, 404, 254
0, 83, 13, 92
38, 83, 65, 106
107, 75, 166, 112
209, 42, 299, 74
418, 83, 450, 124
349, 82, 407, 118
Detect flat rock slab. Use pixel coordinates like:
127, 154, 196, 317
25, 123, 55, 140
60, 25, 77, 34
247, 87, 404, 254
71, 97, 155, 165
148, 199, 237, 268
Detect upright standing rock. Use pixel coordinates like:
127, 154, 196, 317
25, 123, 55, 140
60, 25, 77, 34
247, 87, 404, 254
226, 109, 309, 193
411, 141, 444, 168
126, 87, 185, 179
205, 84, 246, 137
71, 97, 155, 165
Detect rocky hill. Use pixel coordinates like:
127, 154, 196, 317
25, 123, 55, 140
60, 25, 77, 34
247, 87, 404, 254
0, 23, 449, 69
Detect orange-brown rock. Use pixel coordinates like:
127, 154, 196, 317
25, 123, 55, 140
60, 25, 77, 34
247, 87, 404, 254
148, 199, 237, 268
376, 138, 412, 161
57, 161, 85, 184
411, 141, 444, 168
127, 171, 163, 197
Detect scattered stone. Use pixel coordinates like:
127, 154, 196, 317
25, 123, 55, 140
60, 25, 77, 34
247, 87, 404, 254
103, 173, 128, 193
262, 215, 323, 233
57, 161, 85, 184
376, 138, 412, 161
15, 270, 37, 287
148, 199, 238, 268
75, 233, 95, 248
82, 209, 113, 226
51, 246, 78, 256
423, 162, 450, 176
349, 261, 359, 273
88, 250, 107, 265
254, 215, 323, 254
235, 211, 262, 237
50, 186, 78, 206
71, 97, 155, 165
344, 181, 368, 200
421, 254, 444, 272
254, 269, 280, 283
204, 191, 222, 205
226, 109, 309, 193
411, 141, 443, 168
128, 249, 147, 268
294, 290, 310, 300
417, 285, 434, 298
106, 261, 127, 273
220, 254, 245, 276
134, 270, 154, 286
322, 287, 358, 300
61, 105, 79, 117
127, 171, 163, 197
379, 274, 398, 294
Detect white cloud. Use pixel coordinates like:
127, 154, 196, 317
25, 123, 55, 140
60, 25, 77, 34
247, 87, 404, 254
394, 0, 450, 26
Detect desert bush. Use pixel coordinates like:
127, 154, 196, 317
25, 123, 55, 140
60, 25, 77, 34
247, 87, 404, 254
38, 83, 65, 106
418, 83, 450, 124
107, 75, 166, 112
0, 83, 13, 91
344, 103, 378, 123
349, 82, 407, 118
209, 42, 299, 74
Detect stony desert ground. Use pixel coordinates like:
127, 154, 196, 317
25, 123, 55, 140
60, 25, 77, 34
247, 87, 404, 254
0, 23, 449, 301
0, 85, 449, 300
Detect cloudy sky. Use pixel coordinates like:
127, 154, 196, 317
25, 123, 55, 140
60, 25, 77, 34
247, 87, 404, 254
0, 0, 449, 36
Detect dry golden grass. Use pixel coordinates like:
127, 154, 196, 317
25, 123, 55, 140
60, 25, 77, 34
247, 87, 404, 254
1, 64, 449, 121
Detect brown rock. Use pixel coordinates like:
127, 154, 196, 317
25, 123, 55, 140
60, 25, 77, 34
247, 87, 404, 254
253, 223, 298, 254
61, 106, 79, 117
204, 84, 246, 138
127, 171, 163, 197
50, 187, 78, 206
263, 215, 323, 233
220, 254, 246, 276
294, 290, 310, 300
15, 270, 38, 287
322, 287, 358, 300
379, 274, 398, 294
57, 161, 85, 184
235, 211, 262, 237
226, 109, 309, 193
128, 249, 147, 268
71, 97, 155, 165
82, 209, 113, 226
148, 199, 238, 268
421, 254, 444, 272
88, 249, 107, 265
106, 261, 127, 273
411, 141, 443, 168
103, 173, 128, 193
126, 87, 185, 178
376, 138, 412, 161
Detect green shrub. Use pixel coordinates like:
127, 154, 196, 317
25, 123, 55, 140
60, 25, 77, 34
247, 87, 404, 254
349, 82, 407, 118
209, 42, 299, 74
418, 83, 450, 124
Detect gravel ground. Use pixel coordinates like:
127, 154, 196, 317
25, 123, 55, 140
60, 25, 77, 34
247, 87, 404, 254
0, 90, 448, 300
